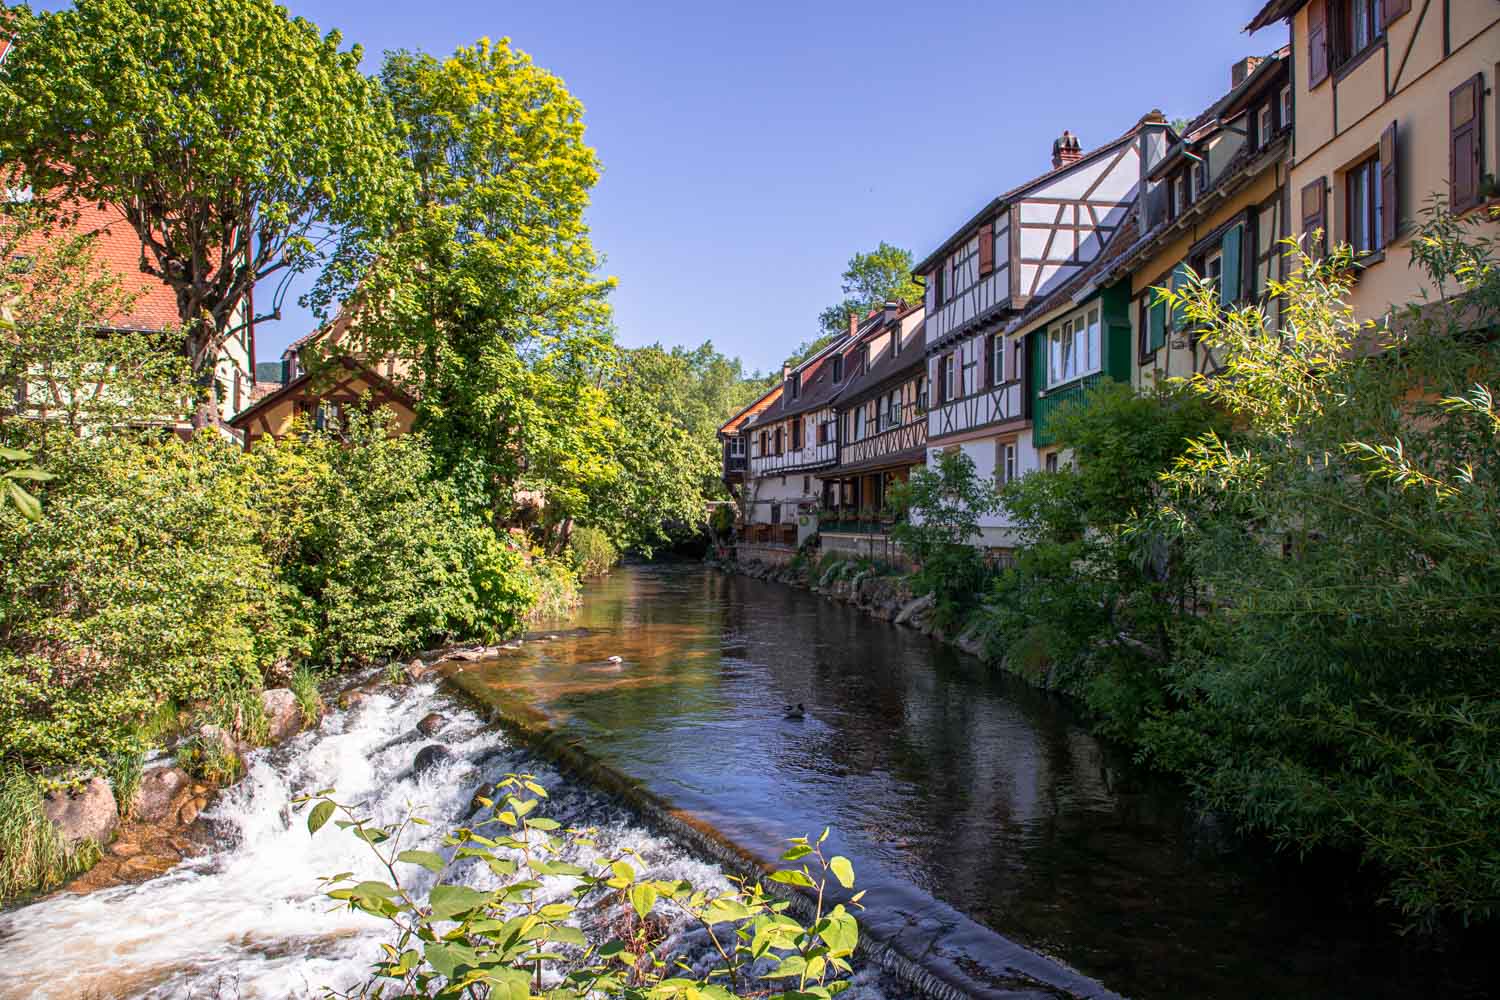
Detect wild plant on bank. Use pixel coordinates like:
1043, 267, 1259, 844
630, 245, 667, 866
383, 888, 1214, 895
0, 766, 99, 899
290, 664, 324, 727
302, 774, 863, 999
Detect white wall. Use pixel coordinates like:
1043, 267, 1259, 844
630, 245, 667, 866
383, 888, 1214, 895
745, 473, 813, 525
925, 426, 1041, 548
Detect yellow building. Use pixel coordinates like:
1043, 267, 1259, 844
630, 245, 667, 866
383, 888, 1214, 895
1247, 0, 1500, 322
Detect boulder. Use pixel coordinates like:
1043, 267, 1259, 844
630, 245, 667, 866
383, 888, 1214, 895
416, 712, 447, 737
261, 657, 294, 687
261, 688, 303, 744
44, 778, 118, 848
196, 724, 237, 759
130, 766, 192, 825
894, 594, 935, 627
405, 658, 436, 682
413, 744, 454, 777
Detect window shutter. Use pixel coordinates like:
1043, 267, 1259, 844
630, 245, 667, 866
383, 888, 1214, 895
1383, 0, 1410, 28
1300, 178, 1327, 259
1450, 75, 1483, 212
935, 357, 946, 404
1169, 261, 1194, 330
1307, 0, 1329, 89
1380, 120, 1399, 247
978, 223, 994, 276
1220, 225, 1243, 305
1148, 298, 1167, 353
982, 335, 993, 386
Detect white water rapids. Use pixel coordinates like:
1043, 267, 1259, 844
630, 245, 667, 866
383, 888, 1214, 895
0, 682, 895, 1000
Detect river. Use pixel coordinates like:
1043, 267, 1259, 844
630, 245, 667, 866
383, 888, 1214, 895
0, 563, 1484, 998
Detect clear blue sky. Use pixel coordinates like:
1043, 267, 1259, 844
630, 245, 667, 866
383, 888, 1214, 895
57, 1, 1288, 373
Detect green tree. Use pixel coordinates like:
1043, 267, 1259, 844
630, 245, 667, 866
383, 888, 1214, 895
888, 449, 1001, 627
0, 0, 403, 428
316, 40, 616, 532
815, 241, 923, 339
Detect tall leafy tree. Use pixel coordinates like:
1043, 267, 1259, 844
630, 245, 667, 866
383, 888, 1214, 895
0, 0, 403, 427
816, 241, 924, 338
317, 40, 615, 530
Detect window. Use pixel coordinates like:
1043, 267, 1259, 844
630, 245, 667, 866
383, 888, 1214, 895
853, 405, 865, 441
991, 335, 1005, 386
803, 475, 811, 494
788, 372, 800, 400
774, 428, 783, 456
1331, 0, 1384, 73
1046, 306, 1102, 387
759, 430, 768, 456
943, 353, 956, 402
792, 417, 804, 451
915, 374, 928, 411
1258, 105, 1274, 149
861, 343, 871, 373
1280, 85, 1293, 129
832, 354, 844, 383
998, 442, 1018, 484
729, 436, 745, 456
1044, 452, 1059, 474
1204, 250, 1223, 292
1346, 153, 1383, 255
770, 502, 782, 525
1171, 176, 1187, 217
1012, 342, 1025, 387
886, 389, 901, 428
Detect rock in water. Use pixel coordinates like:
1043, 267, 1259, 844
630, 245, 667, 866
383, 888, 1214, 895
416, 712, 447, 737
405, 658, 435, 682
466, 782, 496, 820
261, 688, 303, 744
130, 766, 191, 825
44, 777, 118, 848
412, 745, 454, 777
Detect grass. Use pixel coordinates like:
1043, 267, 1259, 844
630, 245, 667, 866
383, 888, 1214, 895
290, 664, 323, 725
105, 750, 145, 820
526, 558, 581, 623
0, 765, 100, 901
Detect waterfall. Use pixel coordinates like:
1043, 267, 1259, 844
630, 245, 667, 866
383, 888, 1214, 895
0, 682, 893, 1000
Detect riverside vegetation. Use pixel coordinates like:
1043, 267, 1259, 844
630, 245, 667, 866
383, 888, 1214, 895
873, 207, 1500, 932
303, 774, 864, 999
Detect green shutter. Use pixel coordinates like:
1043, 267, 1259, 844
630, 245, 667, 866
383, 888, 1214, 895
1220, 224, 1243, 305
1170, 262, 1194, 331
1147, 298, 1167, 352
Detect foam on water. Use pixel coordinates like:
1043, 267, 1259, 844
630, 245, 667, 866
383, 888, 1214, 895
0, 683, 894, 1000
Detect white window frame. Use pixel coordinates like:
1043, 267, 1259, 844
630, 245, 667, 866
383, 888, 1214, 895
1045, 305, 1103, 388
1205, 249, 1223, 293
998, 441, 1018, 484
1258, 105, 1273, 148
992, 335, 1006, 385
729, 436, 745, 456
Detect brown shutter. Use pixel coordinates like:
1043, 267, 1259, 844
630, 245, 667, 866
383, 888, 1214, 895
1300, 178, 1327, 259
1383, 0, 1410, 28
978, 223, 994, 276
1380, 120, 1399, 247
982, 335, 993, 387
1307, 0, 1329, 89
1450, 75, 1483, 212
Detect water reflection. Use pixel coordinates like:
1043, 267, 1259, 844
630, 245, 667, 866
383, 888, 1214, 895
448, 565, 1485, 999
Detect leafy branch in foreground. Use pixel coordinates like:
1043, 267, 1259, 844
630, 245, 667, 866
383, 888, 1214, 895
301, 774, 863, 998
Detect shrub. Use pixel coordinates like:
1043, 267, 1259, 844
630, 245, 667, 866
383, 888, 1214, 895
566, 524, 618, 579
524, 554, 581, 623
289, 664, 324, 727
0, 432, 278, 776
302, 774, 864, 998
887, 450, 1000, 628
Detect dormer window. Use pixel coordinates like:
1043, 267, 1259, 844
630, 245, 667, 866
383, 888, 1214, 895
1279, 86, 1292, 130
788, 371, 800, 400
1171, 175, 1188, 217
1257, 105, 1274, 149
832, 354, 844, 383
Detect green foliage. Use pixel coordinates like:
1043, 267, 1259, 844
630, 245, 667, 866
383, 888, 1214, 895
0, 765, 99, 901
302, 775, 863, 998
0, 0, 403, 424
524, 556, 582, 624
888, 450, 1000, 628
816, 241, 924, 340
0, 433, 277, 776
567, 526, 619, 579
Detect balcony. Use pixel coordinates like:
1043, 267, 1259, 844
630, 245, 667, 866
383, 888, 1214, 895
841, 402, 928, 470
1033, 372, 1106, 448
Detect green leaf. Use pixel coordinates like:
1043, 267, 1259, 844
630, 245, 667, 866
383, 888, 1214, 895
829, 856, 854, 890
767, 869, 815, 889
7, 480, 41, 522
428, 883, 491, 919
628, 882, 658, 919
396, 849, 446, 873
307, 799, 335, 835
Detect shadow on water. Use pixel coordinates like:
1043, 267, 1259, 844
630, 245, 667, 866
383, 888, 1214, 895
447, 564, 1489, 1000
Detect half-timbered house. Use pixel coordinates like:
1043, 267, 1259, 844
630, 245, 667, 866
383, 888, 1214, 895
717, 380, 784, 500
819, 301, 926, 560
1246, 0, 1500, 325
1093, 50, 1295, 389
918, 113, 1172, 548
739, 330, 851, 549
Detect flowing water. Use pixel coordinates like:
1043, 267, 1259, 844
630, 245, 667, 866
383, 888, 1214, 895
0, 681, 896, 1000
445, 564, 1490, 1000
0, 564, 1487, 999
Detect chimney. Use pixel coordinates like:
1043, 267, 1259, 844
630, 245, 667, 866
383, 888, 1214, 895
1232, 56, 1265, 88
848, 312, 859, 338
782, 363, 791, 381
1052, 130, 1083, 170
